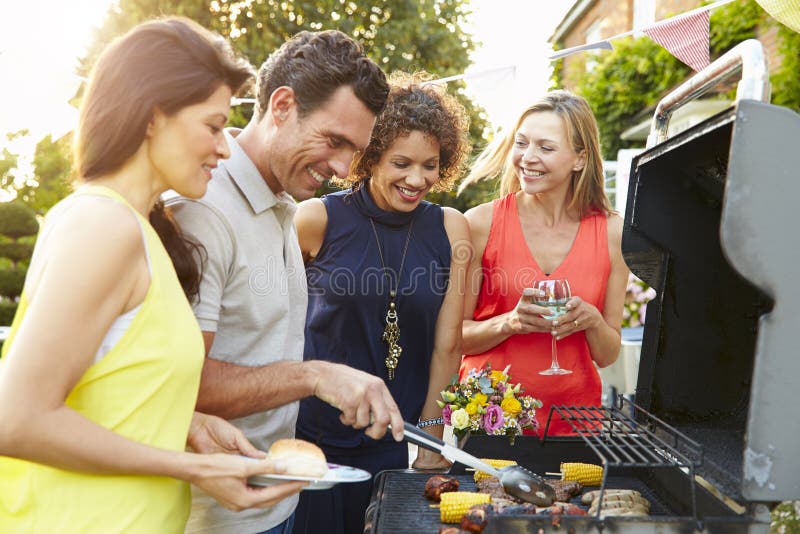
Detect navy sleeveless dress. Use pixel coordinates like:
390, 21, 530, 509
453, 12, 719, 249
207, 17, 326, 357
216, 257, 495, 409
293, 184, 451, 534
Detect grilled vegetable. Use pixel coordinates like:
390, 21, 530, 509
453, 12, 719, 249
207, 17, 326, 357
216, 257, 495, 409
473, 459, 517, 482
581, 489, 641, 505
560, 462, 603, 486
439, 492, 492, 523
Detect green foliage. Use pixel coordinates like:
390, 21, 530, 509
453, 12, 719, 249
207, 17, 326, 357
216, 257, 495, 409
708, 0, 763, 55
77, 0, 489, 211
19, 135, 74, 216
555, 0, 800, 158
0, 243, 34, 264
0, 267, 26, 299
772, 501, 800, 532
771, 24, 800, 113
0, 202, 38, 240
574, 37, 689, 157
0, 202, 35, 325
0, 300, 17, 327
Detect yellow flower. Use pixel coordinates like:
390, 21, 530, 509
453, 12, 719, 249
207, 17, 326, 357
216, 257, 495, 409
451, 408, 470, 430
501, 397, 522, 415
503, 388, 515, 399
474, 393, 488, 406
465, 402, 479, 415
490, 370, 507, 387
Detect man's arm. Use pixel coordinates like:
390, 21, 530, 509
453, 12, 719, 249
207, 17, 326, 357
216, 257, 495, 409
170, 197, 403, 441
198, 332, 404, 441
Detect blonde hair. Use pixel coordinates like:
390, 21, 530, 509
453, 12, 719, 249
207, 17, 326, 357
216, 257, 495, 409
459, 90, 611, 217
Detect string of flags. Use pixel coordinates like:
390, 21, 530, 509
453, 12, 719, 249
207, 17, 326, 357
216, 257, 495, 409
433, 0, 800, 87
549, 0, 734, 71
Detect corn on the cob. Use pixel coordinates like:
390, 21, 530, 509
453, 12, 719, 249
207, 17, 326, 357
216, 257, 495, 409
560, 462, 603, 486
473, 459, 517, 482
439, 492, 492, 523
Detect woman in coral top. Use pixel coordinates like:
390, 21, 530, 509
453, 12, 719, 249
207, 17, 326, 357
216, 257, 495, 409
458, 91, 629, 436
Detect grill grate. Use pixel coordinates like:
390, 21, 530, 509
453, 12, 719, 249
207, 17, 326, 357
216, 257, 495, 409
366, 470, 682, 533
544, 396, 704, 521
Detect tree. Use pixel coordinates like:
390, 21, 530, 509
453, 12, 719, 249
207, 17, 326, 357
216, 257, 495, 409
575, 37, 689, 157
0, 202, 38, 326
78, 0, 492, 210
18, 134, 74, 216
552, 0, 800, 157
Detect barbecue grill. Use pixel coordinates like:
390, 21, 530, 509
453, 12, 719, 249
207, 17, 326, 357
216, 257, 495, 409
365, 39, 799, 533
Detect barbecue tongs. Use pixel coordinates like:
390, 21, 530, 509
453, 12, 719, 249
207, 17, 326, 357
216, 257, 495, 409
400, 422, 556, 506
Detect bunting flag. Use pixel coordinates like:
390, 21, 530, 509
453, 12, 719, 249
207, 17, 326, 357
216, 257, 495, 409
549, 40, 613, 60
755, 0, 800, 33
644, 10, 710, 71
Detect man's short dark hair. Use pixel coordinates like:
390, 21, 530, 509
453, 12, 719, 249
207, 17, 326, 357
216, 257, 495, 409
255, 30, 388, 119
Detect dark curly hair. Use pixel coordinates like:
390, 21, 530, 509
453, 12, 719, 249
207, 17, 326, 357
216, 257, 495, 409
336, 71, 471, 193
255, 30, 388, 118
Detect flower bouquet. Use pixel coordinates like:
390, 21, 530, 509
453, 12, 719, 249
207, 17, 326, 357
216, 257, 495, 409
438, 364, 542, 445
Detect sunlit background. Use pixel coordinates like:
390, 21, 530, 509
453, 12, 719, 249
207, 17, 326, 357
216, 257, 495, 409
0, 0, 571, 153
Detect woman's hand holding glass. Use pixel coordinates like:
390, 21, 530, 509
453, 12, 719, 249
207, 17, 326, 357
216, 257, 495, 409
531, 279, 572, 375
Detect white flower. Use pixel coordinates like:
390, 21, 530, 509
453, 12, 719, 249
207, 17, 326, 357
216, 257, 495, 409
451, 408, 470, 430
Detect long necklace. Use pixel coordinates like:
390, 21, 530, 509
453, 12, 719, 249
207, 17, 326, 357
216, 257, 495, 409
369, 217, 414, 380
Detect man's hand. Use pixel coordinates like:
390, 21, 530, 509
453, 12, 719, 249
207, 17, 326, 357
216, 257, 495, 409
187, 412, 266, 458
310, 361, 404, 441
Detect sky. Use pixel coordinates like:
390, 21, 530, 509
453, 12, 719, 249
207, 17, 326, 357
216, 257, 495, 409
0, 0, 573, 151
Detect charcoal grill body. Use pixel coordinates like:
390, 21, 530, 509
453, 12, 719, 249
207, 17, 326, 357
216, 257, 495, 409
366, 438, 758, 533
625, 98, 800, 504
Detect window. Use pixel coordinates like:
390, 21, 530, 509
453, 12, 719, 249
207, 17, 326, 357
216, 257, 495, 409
585, 19, 603, 73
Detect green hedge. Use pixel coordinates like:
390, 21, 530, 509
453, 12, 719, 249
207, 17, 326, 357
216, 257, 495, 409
0, 267, 26, 299
0, 202, 38, 240
0, 242, 34, 263
0, 300, 18, 327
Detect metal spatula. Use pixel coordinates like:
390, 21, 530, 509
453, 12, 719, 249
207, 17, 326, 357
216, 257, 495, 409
401, 422, 556, 506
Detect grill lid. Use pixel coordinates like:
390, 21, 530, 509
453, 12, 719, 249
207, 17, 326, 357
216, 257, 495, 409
624, 42, 800, 503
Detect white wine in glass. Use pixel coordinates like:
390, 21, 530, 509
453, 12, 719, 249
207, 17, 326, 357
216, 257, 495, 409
532, 278, 572, 376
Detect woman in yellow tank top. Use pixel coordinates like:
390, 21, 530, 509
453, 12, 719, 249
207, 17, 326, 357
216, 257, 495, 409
0, 18, 305, 533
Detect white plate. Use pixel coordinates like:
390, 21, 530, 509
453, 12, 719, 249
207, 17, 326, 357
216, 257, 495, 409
248, 463, 372, 490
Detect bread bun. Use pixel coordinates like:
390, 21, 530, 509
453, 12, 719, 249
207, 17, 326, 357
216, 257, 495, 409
268, 438, 329, 478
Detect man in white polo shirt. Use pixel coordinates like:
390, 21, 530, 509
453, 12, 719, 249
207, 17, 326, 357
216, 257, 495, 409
169, 31, 403, 534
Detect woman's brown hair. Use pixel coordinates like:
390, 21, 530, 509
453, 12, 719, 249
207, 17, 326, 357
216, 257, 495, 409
75, 17, 253, 300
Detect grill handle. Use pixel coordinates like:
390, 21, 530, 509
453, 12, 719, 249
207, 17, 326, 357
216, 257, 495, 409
646, 38, 770, 147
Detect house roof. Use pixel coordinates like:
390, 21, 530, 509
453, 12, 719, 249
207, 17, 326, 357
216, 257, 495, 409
549, 0, 598, 43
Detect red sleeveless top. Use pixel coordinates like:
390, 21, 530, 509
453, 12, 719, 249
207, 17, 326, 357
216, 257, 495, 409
460, 193, 610, 436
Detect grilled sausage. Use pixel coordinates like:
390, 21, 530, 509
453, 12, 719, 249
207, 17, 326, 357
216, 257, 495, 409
590, 493, 650, 509
598, 506, 649, 518
581, 489, 641, 505
589, 502, 650, 515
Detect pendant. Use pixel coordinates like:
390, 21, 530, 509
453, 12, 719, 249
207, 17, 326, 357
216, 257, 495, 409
382, 296, 401, 380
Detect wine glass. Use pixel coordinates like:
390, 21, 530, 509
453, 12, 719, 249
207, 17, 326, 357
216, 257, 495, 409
532, 278, 573, 375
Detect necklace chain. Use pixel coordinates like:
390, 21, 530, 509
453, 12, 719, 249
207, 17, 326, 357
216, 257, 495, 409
369, 218, 414, 380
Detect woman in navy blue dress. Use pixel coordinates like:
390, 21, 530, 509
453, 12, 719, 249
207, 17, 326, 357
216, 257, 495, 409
292, 72, 472, 534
